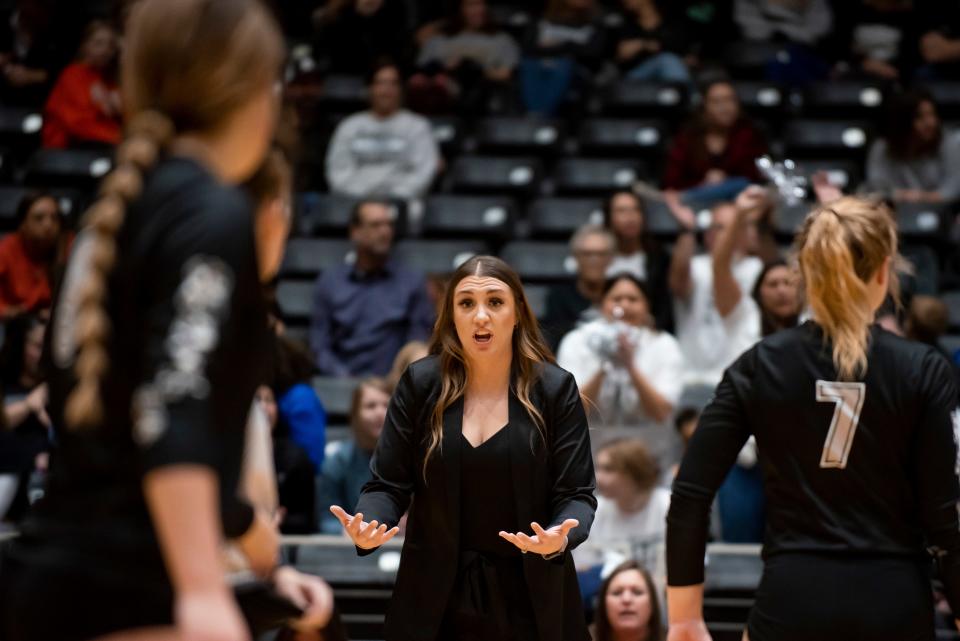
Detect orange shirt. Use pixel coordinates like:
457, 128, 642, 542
42, 62, 122, 149
0, 232, 56, 315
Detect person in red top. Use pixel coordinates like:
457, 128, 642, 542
662, 78, 767, 228
41, 20, 121, 149
0, 192, 70, 320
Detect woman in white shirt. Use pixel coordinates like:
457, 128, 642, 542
574, 437, 670, 572
557, 273, 685, 433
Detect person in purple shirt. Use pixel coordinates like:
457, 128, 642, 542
309, 200, 435, 376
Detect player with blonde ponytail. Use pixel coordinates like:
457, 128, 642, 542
0, 2, 327, 641
666, 195, 960, 641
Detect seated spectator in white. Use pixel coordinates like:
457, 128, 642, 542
865, 88, 960, 204
309, 200, 435, 377
752, 258, 802, 337
557, 273, 684, 432
915, 0, 960, 79
325, 60, 439, 200
410, 0, 520, 115
615, 0, 693, 86
669, 189, 765, 386
317, 377, 390, 534
604, 190, 673, 331
735, 0, 832, 45
591, 560, 664, 641
574, 438, 670, 571
542, 224, 613, 349
833, 0, 917, 82
0, 0, 61, 107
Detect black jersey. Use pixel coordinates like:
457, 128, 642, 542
15, 156, 270, 586
667, 321, 960, 614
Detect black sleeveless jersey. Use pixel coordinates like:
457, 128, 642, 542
18, 155, 271, 585
667, 321, 960, 614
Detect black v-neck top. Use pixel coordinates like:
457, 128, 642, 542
459, 424, 519, 557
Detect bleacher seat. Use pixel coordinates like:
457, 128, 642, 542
279, 238, 353, 278
422, 195, 516, 241
552, 158, 647, 196
723, 41, 790, 79
782, 120, 873, 159
772, 202, 810, 238
793, 159, 862, 192
429, 116, 464, 156
24, 148, 114, 189
924, 81, 960, 119
318, 74, 368, 115
487, 4, 531, 40
943, 291, 960, 332
0, 107, 42, 154
576, 118, 666, 158
641, 199, 683, 237
312, 376, 361, 422
276, 279, 315, 323
603, 81, 689, 119
474, 117, 565, 156
295, 192, 405, 237
500, 240, 574, 282
678, 384, 716, 411
800, 81, 885, 118
896, 202, 950, 239
0, 185, 84, 230
393, 238, 488, 274
522, 283, 549, 319
526, 197, 605, 239
941, 334, 960, 359
733, 81, 787, 121
445, 155, 543, 196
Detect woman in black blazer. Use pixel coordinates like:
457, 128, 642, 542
330, 255, 597, 641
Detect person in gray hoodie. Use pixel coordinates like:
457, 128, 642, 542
325, 60, 439, 200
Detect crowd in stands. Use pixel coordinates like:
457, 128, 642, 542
1, 0, 960, 634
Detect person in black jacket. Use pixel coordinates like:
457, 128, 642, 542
330, 255, 597, 641
666, 196, 960, 640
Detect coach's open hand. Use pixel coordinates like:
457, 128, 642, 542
330, 505, 400, 550
499, 519, 578, 556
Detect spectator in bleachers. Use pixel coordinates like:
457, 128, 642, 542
669, 189, 765, 386
41, 20, 120, 149
752, 258, 801, 337
904, 295, 960, 385
604, 190, 674, 332
273, 334, 327, 475
614, 0, 692, 85
317, 376, 390, 534
410, 0, 520, 115
254, 384, 316, 534
574, 438, 670, 571
557, 273, 685, 432
542, 223, 613, 349
0, 191, 69, 320
325, 60, 440, 200
387, 339, 429, 389
310, 200, 435, 376
915, 0, 960, 79
520, 0, 608, 115
0, 313, 50, 523
313, 0, 412, 76
735, 0, 832, 45
832, 0, 919, 82
591, 560, 664, 641
662, 78, 767, 226
865, 88, 960, 204
0, 0, 61, 108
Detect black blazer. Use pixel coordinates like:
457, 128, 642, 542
356, 356, 597, 641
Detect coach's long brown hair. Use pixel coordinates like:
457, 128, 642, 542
795, 197, 899, 381
64, 0, 284, 429
425, 256, 554, 478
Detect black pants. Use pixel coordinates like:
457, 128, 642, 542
0, 545, 345, 641
748, 552, 935, 641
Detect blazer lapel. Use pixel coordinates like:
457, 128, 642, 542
441, 396, 463, 535
508, 391, 535, 529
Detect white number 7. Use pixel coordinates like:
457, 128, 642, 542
816, 380, 866, 469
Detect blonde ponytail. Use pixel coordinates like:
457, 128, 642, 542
65, 111, 175, 429
795, 197, 899, 381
